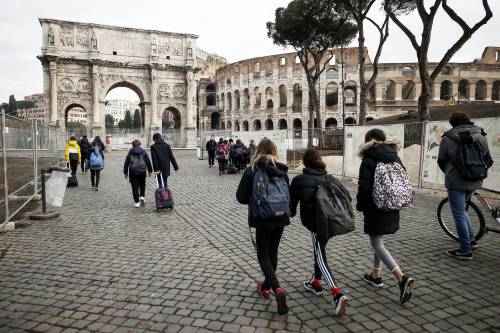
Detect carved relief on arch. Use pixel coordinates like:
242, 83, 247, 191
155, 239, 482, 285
59, 78, 74, 92
158, 84, 171, 97
77, 79, 91, 92
173, 84, 186, 97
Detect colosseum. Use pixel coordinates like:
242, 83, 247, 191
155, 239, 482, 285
199, 46, 500, 132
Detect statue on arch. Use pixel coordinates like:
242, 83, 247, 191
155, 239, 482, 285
91, 31, 98, 50
48, 27, 55, 46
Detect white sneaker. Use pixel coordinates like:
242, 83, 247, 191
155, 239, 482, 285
139, 197, 146, 206
133, 202, 140, 208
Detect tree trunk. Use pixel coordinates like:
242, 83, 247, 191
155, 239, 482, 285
312, 91, 324, 148
357, 19, 367, 126
307, 90, 314, 148
418, 76, 433, 121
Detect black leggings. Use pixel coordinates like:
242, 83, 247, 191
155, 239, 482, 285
91, 169, 101, 187
218, 159, 227, 173
130, 173, 146, 203
256, 227, 284, 292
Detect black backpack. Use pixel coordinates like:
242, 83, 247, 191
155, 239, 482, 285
250, 166, 290, 221
129, 153, 147, 175
314, 175, 355, 239
448, 130, 493, 181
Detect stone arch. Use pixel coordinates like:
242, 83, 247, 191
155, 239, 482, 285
103, 80, 146, 102
475, 80, 487, 100
344, 117, 356, 125
458, 80, 470, 100
220, 93, 225, 110
254, 87, 261, 109
325, 117, 337, 128
292, 84, 302, 112
254, 119, 262, 131
383, 80, 396, 100
206, 94, 216, 106
162, 107, 181, 130
227, 92, 232, 110
243, 120, 249, 131
279, 85, 287, 107
243, 88, 250, 110
210, 112, 221, 130
64, 103, 88, 129
227, 120, 232, 130
326, 83, 339, 107
493, 81, 500, 101
278, 119, 287, 130
440, 80, 453, 100
206, 83, 216, 92
345, 81, 357, 105
221, 122, 225, 130
265, 119, 274, 130
265, 87, 273, 109
293, 118, 302, 129
234, 120, 240, 131
234, 90, 241, 110
402, 80, 415, 100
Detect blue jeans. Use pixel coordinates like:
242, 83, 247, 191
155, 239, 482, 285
448, 190, 474, 252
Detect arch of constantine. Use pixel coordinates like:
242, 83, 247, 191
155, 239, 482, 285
38, 19, 224, 146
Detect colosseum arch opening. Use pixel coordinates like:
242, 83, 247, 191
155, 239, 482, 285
220, 93, 225, 111
440, 81, 453, 100
226, 120, 232, 131
254, 119, 262, 131
278, 119, 287, 130
254, 87, 262, 109
475, 80, 487, 100
325, 117, 337, 128
383, 80, 396, 100
493, 81, 500, 101
402, 80, 415, 100
265, 119, 274, 130
279, 85, 287, 108
292, 84, 302, 112
234, 120, 240, 131
243, 88, 250, 110
265, 88, 274, 110
243, 120, 249, 131
235, 90, 241, 110
210, 112, 220, 130
458, 80, 470, 100
344, 81, 357, 105
326, 83, 339, 108
227, 92, 232, 110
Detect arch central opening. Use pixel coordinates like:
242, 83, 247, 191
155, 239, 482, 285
105, 85, 143, 132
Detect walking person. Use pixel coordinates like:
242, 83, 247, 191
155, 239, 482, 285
290, 148, 348, 316
89, 141, 104, 191
248, 139, 257, 164
438, 112, 493, 259
65, 136, 81, 177
78, 135, 91, 174
232, 139, 245, 171
150, 133, 179, 187
124, 139, 153, 208
216, 138, 229, 176
206, 136, 217, 168
236, 138, 291, 315
357, 128, 415, 304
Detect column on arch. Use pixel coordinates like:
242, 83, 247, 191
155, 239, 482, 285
186, 70, 195, 128
150, 67, 160, 130
92, 64, 100, 129
50, 61, 58, 124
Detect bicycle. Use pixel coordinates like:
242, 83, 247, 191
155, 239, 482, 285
437, 190, 500, 241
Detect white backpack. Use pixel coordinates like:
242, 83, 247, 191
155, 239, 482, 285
372, 162, 413, 210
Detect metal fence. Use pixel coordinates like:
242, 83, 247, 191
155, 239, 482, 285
0, 111, 66, 227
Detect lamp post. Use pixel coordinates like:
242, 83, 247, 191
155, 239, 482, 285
341, 47, 346, 128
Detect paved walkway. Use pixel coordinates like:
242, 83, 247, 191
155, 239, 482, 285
1, 151, 499, 333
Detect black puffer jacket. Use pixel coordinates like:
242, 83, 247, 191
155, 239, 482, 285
236, 157, 290, 229
356, 141, 402, 235
290, 168, 328, 233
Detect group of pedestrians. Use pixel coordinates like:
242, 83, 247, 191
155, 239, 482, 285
65, 135, 106, 190
205, 136, 256, 175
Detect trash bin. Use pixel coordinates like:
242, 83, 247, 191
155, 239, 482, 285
45, 167, 70, 208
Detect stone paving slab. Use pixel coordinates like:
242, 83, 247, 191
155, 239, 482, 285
1, 151, 499, 333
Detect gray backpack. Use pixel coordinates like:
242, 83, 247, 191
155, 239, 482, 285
314, 175, 355, 238
250, 166, 290, 221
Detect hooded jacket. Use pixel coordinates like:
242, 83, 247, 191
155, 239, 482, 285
150, 139, 179, 177
438, 123, 491, 191
236, 157, 291, 229
79, 138, 91, 156
65, 140, 81, 162
290, 167, 328, 233
123, 146, 153, 179
357, 141, 402, 235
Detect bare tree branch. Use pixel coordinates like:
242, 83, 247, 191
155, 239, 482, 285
385, 4, 420, 51
366, 14, 390, 89
362, 0, 377, 19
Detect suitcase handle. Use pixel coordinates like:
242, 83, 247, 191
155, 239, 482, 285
155, 172, 165, 188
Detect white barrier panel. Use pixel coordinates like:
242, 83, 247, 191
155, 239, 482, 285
423, 117, 500, 192
344, 124, 405, 178
232, 130, 288, 163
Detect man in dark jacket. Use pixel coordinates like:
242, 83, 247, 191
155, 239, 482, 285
206, 136, 217, 168
438, 112, 492, 260
124, 139, 153, 208
93, 136, 106, 159
78, 135, 91, 174
150, 133, 179, 187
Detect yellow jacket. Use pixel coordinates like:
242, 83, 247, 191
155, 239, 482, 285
65, 140, 81, 162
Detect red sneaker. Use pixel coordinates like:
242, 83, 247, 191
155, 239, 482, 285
256, 282, 271, 299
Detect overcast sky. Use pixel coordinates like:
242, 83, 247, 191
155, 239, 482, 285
1, 0, 499, 102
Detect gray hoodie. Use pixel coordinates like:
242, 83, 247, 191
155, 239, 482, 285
438, 123, 491, 190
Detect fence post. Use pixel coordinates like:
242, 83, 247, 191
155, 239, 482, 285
33, 120, 38, 195
341, 126, 346, 177
1, 109, 9, 225
48, 125, 52, 166
418, 121, 427, 189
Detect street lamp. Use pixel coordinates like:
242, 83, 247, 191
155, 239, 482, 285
340, 47, 346, 128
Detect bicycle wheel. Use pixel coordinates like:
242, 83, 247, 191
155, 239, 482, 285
437, 198, 486, 241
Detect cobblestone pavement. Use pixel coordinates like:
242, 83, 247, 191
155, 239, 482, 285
1, 151, 500, 333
